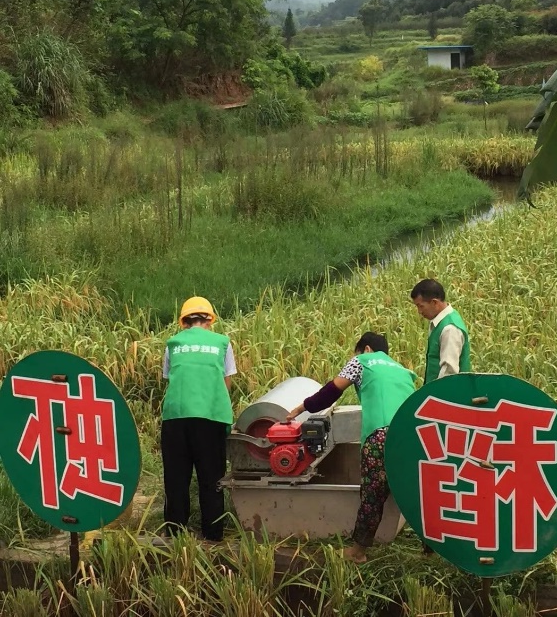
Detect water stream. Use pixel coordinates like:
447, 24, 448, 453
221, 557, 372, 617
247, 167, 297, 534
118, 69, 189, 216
370, 176, 520, 273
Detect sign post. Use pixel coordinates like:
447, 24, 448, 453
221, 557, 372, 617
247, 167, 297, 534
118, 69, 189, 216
0, 351, 141, 583
385, 373, 557, 612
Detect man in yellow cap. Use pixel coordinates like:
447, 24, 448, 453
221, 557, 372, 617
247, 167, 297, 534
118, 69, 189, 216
161, 297, 236, 541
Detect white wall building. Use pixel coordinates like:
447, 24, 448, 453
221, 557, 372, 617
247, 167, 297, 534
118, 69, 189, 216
418, 45, 473, 70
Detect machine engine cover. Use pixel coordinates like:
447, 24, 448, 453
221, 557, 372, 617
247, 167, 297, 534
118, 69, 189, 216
300, 417, 330, 455
267, 421, 302, 444
269, 443, 316, 476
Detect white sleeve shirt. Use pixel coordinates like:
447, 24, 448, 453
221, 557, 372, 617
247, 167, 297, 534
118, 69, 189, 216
429, 305, 465, 379
438, 325, 465, 379
162, 343, 237, 379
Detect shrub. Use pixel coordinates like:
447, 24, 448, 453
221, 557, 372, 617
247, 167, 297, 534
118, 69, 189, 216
540, 8, 557, 34
243, 48, 327, 91
353, 55, 384, 81
242, 58, 292, 90
193, 102, 230, 137
453, 88, 483, 102
495, 35, 557, 64
401, 89, 443, 126
86, 75, 116, 117
311, 76, 361, 104
282, 52, 328, 89
150, 100, 227, 138
0, 70, 21, 127
453, 85, 539, 102
242, 86, 315, 131
232, 170, 329, 222
337, 38, 365, 53
151, 100, 198, 136
13, 30, 89, 118
97, 111, 144, 142
421, 65, 453, 82
327, 109, 378, 126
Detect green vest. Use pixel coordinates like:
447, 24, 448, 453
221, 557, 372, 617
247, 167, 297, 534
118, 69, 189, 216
162, 327, 233, 424
425, 308, 471, 384
355, 351, 417, 444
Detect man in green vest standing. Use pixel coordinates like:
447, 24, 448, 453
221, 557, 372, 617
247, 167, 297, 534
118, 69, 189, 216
286, 332, 416, 563
161, 296, 236, 542
410, 279, 470, 554
411, 279, 470, 383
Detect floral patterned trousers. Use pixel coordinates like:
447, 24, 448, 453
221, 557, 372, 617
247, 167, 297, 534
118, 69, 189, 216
352, 427, 390, 548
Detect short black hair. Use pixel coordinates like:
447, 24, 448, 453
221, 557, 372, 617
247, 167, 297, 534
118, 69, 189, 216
355, 332, 389, 355
182, 314, 212, 327
410, 279, 446, 302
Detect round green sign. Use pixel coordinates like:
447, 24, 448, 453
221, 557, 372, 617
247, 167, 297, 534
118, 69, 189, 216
0, 351, 141, 532
385, 373, 557, 577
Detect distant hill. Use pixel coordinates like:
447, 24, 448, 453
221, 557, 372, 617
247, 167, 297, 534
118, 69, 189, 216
266, 0, 323, 11
265, 0, 325, 27
304, 0, 364, 25
303, 0, 506, 26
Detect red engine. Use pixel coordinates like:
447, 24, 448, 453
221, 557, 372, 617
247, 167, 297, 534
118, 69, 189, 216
266, 419, 329, 477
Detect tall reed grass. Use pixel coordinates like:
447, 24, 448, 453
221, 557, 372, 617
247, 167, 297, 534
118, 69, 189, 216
0, 126, 503, 320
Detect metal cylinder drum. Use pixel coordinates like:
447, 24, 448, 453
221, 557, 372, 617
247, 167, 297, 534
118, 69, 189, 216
231, 377, 322, 470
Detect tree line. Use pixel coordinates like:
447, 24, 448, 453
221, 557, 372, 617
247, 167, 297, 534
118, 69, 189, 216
304, 0, 544, 27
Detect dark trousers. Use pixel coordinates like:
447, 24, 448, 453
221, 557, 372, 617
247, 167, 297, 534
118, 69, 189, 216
161, 417, 227, 541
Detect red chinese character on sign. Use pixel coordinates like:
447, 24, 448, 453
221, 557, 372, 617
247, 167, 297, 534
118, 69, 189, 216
14, 379, 67, 509
13, 375, 123, 509
416, 396, 557, 552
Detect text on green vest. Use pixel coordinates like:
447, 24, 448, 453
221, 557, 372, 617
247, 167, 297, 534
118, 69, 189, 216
163, 327, 233, 424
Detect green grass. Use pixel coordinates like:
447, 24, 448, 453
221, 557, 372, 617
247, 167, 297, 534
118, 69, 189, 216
0, 162, 493, 323
444, 98, 538, 119
0, 463, 54, 544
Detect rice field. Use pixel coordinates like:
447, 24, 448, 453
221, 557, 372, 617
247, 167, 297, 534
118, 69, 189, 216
1, 182, 553, 410
2, 525, 547, 616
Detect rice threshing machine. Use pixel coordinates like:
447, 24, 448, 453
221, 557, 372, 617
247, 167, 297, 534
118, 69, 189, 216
219, 377, 405, 542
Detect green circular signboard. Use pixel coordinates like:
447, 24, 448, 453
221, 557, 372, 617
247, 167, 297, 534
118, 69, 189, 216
0, 351, 141, 532
385, 373, 557, 577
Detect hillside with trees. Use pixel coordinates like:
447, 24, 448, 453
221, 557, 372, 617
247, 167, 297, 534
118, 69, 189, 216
2, 0, 557, 128
0, 0, 270, 119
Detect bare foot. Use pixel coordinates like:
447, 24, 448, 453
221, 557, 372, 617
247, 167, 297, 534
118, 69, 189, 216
343, 546, 367, 564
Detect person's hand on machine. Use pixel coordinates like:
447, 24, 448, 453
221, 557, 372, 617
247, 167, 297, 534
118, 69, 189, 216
285, 404, 304, 422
